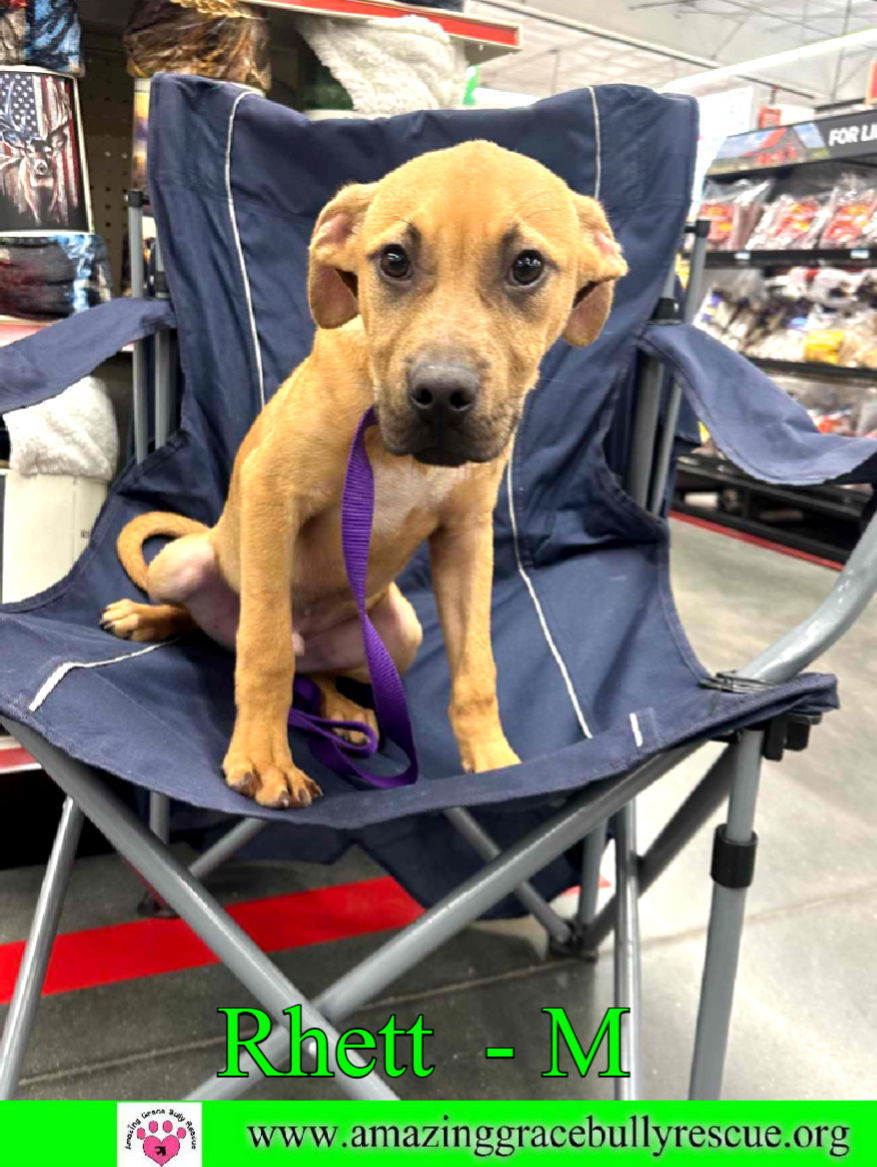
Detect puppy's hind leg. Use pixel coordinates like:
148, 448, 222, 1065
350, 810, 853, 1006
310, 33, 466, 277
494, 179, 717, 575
101, 599, 194, 643
102, 529, 225, 646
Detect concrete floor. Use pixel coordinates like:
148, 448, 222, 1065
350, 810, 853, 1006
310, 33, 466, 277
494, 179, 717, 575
1, 518, 875, 1101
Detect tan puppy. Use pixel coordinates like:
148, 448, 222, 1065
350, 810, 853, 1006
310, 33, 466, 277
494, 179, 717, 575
102, 141, 627, 809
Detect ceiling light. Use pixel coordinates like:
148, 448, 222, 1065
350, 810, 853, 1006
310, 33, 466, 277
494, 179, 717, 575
663, 27, 877, 92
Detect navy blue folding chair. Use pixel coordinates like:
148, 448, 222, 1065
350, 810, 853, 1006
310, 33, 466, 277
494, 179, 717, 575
2, 75, 877, 1101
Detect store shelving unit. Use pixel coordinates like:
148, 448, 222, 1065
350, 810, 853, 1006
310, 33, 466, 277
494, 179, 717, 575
78, 0, 520, 66
682, 110, 877, 563
675, 452, 866, 563
705, 247, 877, 269
252, 0, 519, 61
0, 319, 49, 346
749, 356, 876, 383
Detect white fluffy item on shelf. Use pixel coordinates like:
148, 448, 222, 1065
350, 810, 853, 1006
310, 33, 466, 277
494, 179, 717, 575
4, 375, 118, 482
296, 14, 467, 118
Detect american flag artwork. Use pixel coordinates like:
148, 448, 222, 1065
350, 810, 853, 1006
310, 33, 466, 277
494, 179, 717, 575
0, 69, 88, 232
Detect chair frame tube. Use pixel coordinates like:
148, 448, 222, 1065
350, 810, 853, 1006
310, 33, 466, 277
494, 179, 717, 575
443, 808, 572, 947
608, 257, 681, 1101
0, 798, 84, 1099
648, 220, 709, 513
127, 193, 149, 467
582, 745, 735, 951
575, 818, 607, 933
612, 805, 642, 1100
688, 729, 764, 1099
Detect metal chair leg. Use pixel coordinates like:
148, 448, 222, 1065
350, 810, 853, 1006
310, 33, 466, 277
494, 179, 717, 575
689, 729, 763, 1100
189, 818, 267, 882
0, 798, 83, 1099
444, 807, 572, 948
139, 793, 173, 914
576, 819, 607, 932
583, 746, 734, 951
148, 793, 170, 843
612, 803, 642, 1100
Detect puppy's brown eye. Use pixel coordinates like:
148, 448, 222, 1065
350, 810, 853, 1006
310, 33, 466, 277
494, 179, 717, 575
509, 250, 544, 287
380, 245, 411, 280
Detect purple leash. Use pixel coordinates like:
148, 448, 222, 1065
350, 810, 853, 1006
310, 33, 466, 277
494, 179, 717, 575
288, 407, 419, 788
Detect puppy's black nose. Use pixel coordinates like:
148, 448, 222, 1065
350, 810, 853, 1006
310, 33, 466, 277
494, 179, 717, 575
407, 362, 479, 424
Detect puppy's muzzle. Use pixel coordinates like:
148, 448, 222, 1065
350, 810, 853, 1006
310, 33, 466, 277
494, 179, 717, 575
405, 360, 480, 466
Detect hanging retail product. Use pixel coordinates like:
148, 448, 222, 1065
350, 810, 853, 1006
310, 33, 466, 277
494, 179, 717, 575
294, 14, 466, 119
0, 234, 111, 317
697, 177, 770, 251
123, 0, 270, 92
0, 1, 82, 76
0, 66, 89, 233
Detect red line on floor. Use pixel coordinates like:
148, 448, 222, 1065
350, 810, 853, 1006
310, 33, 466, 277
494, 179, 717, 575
670, 511, 843, 572
0, 876, 423, 1003
0, 746, 38, 773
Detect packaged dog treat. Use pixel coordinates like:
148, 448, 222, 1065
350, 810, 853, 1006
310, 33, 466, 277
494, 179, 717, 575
697, 177, 771, 251
819, 172, 877, 249
746, 191, 833, 249
804, 327, 845, 364
838, 308, 877, 369
807, 266, 868, 307
124, 0, 270, 92
811, 404, 857, 434
746, 164, 851, 250
857, 387, 877, 435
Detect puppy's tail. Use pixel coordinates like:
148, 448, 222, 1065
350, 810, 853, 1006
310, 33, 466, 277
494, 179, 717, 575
117, 512, 208, 592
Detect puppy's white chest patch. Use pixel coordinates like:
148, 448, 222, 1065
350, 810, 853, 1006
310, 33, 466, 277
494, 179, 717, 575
372, 460, 461, 536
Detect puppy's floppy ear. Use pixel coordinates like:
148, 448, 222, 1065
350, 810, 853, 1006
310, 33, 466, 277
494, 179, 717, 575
308, 182, 377, 329
563, 194, 628, 347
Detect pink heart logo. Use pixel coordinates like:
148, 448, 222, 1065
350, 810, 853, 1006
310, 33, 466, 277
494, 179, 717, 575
142, 1135, 181, 1163
137, 1122, 187, 1163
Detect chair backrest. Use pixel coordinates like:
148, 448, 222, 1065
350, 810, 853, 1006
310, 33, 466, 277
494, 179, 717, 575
148, 76, 697, 575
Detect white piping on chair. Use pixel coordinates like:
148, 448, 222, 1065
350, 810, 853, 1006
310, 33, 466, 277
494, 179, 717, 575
588, 87, 602, 200
505, 445, 593, 739
498, 89, 605, 742
629, 712, 644, 748
225, 89, 266, 409
29, 642, 171, 713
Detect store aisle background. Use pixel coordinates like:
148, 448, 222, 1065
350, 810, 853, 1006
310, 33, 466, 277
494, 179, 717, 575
0, 518, 874, 1101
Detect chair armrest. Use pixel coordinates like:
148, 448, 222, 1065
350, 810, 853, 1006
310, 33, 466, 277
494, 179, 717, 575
637, 321, 877, 682
0, 298, 176, 415
637, 321, 877, 487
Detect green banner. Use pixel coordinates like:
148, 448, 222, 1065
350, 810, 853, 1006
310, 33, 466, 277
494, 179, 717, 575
0, 1100, 874, 1165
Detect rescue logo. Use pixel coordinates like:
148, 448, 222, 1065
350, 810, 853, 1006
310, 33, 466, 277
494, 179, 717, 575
117, 1103, 201, 1166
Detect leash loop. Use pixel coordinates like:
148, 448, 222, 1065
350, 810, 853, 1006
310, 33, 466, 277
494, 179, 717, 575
288, 407, 419, 787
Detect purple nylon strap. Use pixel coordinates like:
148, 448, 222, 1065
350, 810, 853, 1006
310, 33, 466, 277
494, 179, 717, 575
288, 406, 419, 788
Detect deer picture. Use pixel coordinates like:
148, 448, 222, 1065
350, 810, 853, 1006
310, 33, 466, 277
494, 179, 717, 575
0, 81, 71, 225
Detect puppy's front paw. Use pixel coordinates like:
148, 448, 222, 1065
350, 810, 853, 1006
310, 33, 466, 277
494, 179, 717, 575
223, 731, 321, 809
459, 737, 521, 774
